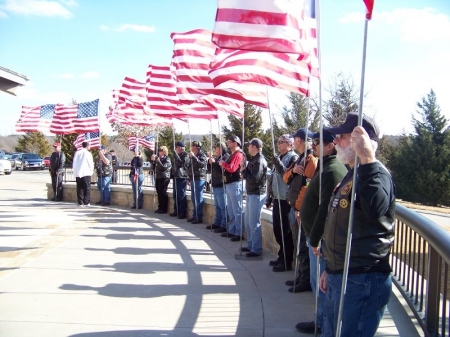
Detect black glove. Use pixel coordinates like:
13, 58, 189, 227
265, 196, 273, 208
273, 155, 282, 167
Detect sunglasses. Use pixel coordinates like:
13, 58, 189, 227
335, 134, 350, 140
277, 140, 287, 144
312, 139, 331, 146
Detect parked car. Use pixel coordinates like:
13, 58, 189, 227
42, 156, 51, 168
0, 154, 12, 175
9, 153, 23, 168
122, 161, 131, 166
15, 153, 45, 171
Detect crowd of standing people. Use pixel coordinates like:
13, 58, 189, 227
49, 113, 395, 336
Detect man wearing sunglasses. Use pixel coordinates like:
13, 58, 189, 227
267, 134, 298, 272
187, 141, 207, 224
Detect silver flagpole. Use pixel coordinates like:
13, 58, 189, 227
336, 18, 370, 337
172, 127, 179, 217
218, 115, 229, 236
187, 119, 197, 221
152, 128, 159, 212
209, 120, 214, 231
315, 0, 323, 334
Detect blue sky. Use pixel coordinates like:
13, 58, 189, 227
0, 0, 449, 137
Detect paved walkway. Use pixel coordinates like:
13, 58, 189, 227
0, 171, 421, 336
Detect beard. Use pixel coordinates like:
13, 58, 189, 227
336, 144, 355, 165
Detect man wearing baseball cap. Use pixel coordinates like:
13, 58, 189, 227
240, 138, 267, 257
318, 113, 395, 336
170, 141, 189, 219
49, 142, 66, 201
219, 135, 246, 241
95, 145, 113, 206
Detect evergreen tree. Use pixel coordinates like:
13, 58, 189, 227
57, 134, 77, 165
15, 132, 51, 157
322, 72, 360, 127
388, 90, 450, 206
222, 103, 271, 158
277, 92, 320, 134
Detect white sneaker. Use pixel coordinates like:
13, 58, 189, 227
78, 204, 85, 207
85, 203, 90, 206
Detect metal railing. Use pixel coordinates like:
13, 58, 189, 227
392, 204, 450, 337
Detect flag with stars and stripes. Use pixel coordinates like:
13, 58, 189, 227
15, 104, 56, 133
128, 134, 155, 152
73, 131, 101, 150
50, 99, 100, 134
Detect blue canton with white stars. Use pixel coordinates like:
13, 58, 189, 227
77, 99, 99, 119
40, 104, 55, 119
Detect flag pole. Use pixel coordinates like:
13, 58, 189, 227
172, 126, 179, 217
187, 119, 197, 222
209, 120, 214, 232
336, 17, 370, 337
237, 115, 245, 256
152, 127, 159, 212
135, 133, 139, 210
218, 115, 228, 236
314, 0, 323, 334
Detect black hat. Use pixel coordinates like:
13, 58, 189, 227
312, 128, 335, 143
291, 128, 314, 140
215, 142, 227, 153
227, 135, 241, 147
191, 141, 202, 148
109, 149, 115, 153
244, 138, 263, 149
326, 112, 381, 140
175, 141, 185, 148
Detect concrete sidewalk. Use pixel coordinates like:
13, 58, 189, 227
0, 200, 317, 336
0, 172, 420, 337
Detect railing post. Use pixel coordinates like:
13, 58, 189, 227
425, 246, 441, 337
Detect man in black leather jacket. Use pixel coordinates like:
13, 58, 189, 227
207, 142, 230, 232
319, 113, 395, 337
49, 142, 66, 201
170, 141, 189, 219
151, 146, 172, 214
240, 138, 267, 257
187, 141, 208, 224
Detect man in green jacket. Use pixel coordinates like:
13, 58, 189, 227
295, 129, 348, 334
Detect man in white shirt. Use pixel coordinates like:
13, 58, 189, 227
73, 141, 94, 206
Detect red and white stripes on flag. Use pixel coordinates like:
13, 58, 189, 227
209, 48, 311, 97
212, 0, 306, 54
128, 134, 156, 151
50, 99, 99, 134
107, 99, 173, 127
15, 104, 55, 133
73, 131, 101, 150
118, 77, 147, 104
170, 29, 268, 112
301, 0, 319, 78
146, 64, 218, 120
363, 0, 374, 20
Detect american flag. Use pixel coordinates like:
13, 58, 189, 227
209, 48, 311, 97
108, 99, 173, 127
146, 64, 218, 120
50, 99, 99, 134
363, 0, 374, 20
128, 134, 155, 151
118, 77, 147, 104
73, 131, 101, 150
301, 0, 320, 78
15, 104, 55, 133
212, 0, 306, 54
170, 29, 268, 112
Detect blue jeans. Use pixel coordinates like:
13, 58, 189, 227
323, 272, 392, 337
130, 173, 144, 208
97, 175, 111, 203
307, 237, 326, 329
213, 186, 227, 227
191, 179, 206, 219
173, 178, 187, 215
244, 194, 266, 254
225, 181, 243, 236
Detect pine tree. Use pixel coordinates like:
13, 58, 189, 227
388, 90, 450, 206
222, 103, 272, 158
323, 72, 360, 127
15, 132, 51, 157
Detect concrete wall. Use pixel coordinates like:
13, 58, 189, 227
47, 183, 281, 255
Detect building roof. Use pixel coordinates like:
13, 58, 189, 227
0, 66, 29, 96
